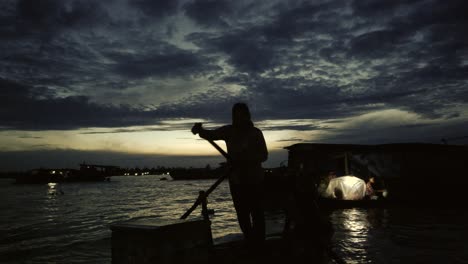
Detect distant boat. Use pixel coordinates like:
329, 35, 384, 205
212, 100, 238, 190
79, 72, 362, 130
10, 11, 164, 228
169, 168, 220, 180
15, 169, 65, 184
74, 163, 118, 182
15, 163, 119, 184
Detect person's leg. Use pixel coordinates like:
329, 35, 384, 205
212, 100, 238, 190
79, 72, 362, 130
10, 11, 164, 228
249, 184, 265, 243
229, 182, 252, 239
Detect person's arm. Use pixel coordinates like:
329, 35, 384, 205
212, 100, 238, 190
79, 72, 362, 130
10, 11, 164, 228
192, 123, 228, 141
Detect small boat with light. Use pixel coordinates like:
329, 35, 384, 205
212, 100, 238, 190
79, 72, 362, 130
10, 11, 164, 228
15, 163, 119, 184
284, 143, 468, 209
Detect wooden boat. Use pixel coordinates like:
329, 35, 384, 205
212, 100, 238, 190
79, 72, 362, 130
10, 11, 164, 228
110, 217, 338, 264
284, 143, 468, 208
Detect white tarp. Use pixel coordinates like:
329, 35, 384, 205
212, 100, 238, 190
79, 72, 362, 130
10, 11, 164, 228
323, 176, 366, 200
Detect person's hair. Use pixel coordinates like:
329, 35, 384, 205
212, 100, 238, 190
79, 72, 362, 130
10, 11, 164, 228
232, 103, 252, 127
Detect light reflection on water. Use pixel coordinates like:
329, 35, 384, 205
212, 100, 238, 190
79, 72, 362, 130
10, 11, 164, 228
330, 207, 468, 263
1, 176, 468, 263
331, 208, 377, 263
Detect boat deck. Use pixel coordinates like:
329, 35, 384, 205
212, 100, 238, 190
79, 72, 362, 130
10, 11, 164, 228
210, 235, 336, 264
110, 218, 339, 264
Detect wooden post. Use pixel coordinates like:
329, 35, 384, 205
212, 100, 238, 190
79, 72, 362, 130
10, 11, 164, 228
200, 191, 209, 221
344, 152, 349, 175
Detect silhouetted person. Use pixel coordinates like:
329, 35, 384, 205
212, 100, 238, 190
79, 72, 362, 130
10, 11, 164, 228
284, 163, 334, 262
366, 176, 376, 199
192, 103, 268, 246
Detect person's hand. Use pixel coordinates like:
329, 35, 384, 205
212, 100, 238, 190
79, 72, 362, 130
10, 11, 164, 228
191, 123, 203, 135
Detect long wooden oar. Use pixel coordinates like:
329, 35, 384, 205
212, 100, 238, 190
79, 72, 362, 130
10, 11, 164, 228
206, 139, 230, 161
180, 139, 231, 220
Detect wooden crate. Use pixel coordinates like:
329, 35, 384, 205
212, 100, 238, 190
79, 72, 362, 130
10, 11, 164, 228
111, 218, 213, 264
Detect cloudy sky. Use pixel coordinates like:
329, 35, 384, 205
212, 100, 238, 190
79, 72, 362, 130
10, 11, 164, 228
1, 0, 467, 170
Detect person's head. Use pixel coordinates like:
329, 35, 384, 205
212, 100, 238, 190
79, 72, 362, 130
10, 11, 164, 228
232, 102, 252, 127
368, 176, 375, 184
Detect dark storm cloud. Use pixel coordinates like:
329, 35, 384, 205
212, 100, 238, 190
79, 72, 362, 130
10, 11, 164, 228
187, 10, 349, 119
1, 0, 468, 133
187, 31, 275, 74
249, 79, 346, 119
241, 1, 466, 119
17, 136, 43, 139
0, 78, 154, 130
186, 2, 330, 74
130, 0, 180, 18
0, 78, 236, 130
213, 34, 276, 74
349, 29, 408, 58
262, 124, 328, 132
79, 124, 191, 134
396, 0, 468, 28
2, 0, 468, 171
321, 116, 468, 145
275, 137, 306, 143
351, 0, 421, 16
184, 0, 231, 27
148, 77, 352, 125
15, 0, 109, 36
110, 49, 219, 79
348, 0, 468, 59
153, 88, 245, 122
358, 59, 468, 118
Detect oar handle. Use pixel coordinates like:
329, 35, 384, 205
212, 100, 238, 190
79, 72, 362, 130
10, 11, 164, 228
207, 139, 230, 161
180, 125, 232, 220
192, 123, 231, 161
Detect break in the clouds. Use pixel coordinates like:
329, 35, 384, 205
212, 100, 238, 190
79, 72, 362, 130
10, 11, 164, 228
1, 0, 468, 169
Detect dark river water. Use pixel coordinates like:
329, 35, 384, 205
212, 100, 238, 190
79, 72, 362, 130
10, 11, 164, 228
1, 175, 467, 263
